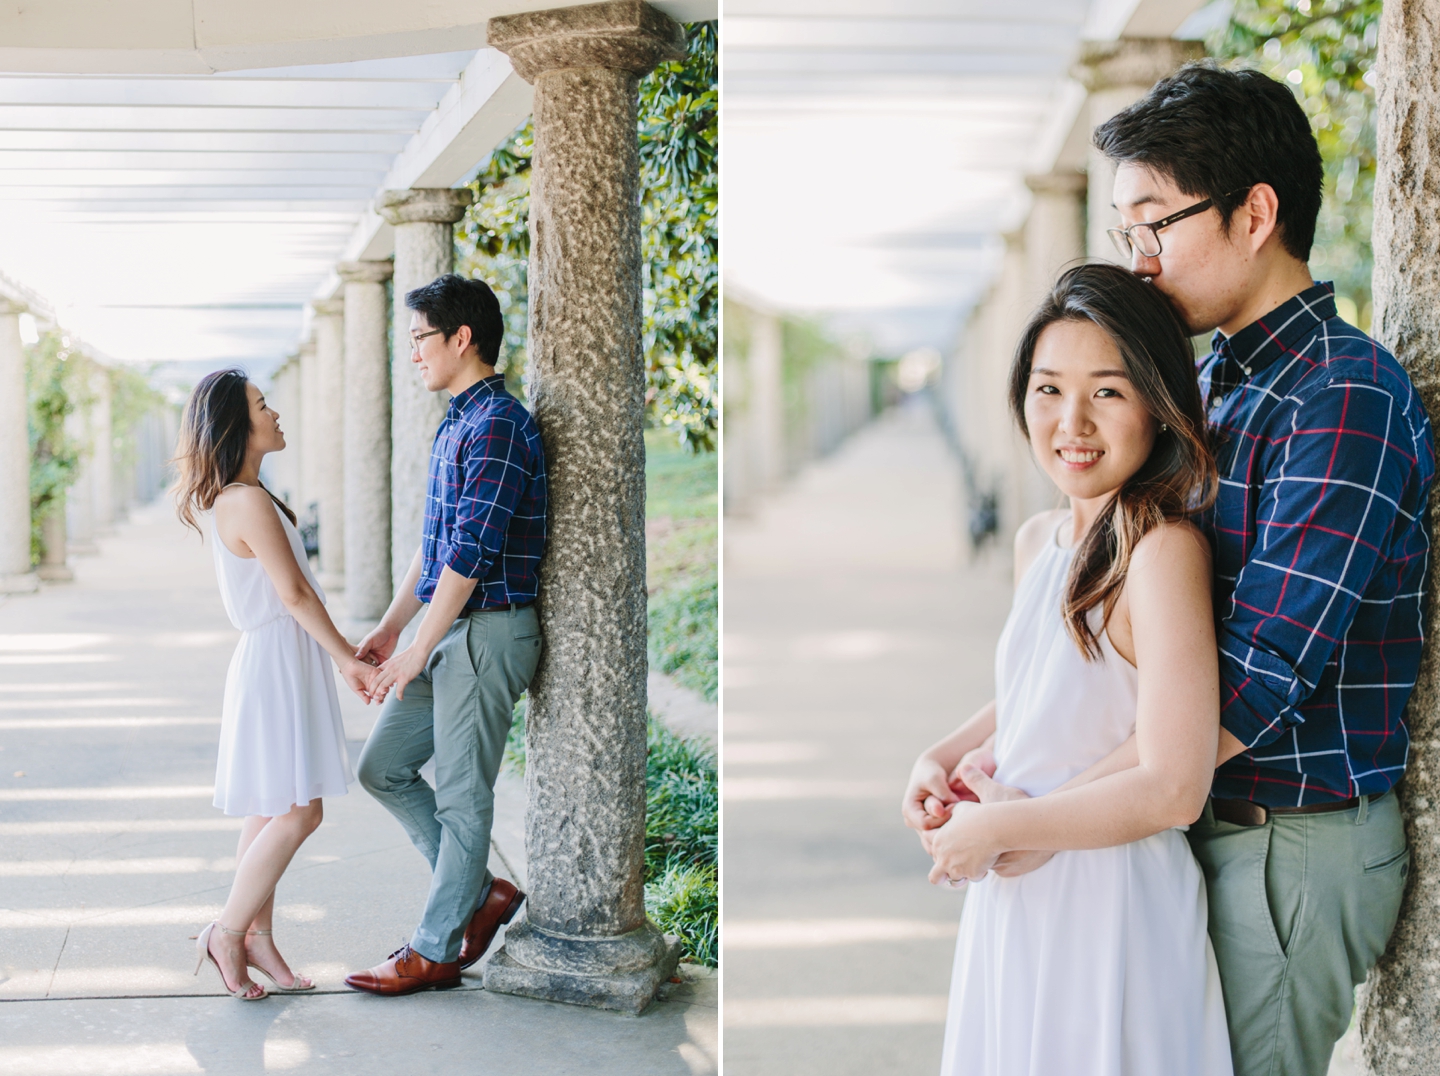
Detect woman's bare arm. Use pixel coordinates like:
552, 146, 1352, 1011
928, 523, 1220, 881
216, 487, 374, 691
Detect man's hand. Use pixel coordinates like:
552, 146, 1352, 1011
903, 756, 960, 834
355, 624, 401, 667
371, 644, 429, 703
946, 745, 997, 804
959, 763, 1055, 879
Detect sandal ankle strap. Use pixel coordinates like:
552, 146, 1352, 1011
246, 929, 272, 936
218, 924, 249, 936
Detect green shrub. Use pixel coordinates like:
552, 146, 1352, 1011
503, 696, 527, 774
645, 719, 717, 879
648, 574, 718, 701
645, 858, 717, 968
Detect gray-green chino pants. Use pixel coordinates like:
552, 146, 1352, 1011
1187, 792, 1409, 1076
357, 604, 541, 964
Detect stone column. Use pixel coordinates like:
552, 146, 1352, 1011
312, 297, 346, 592
1023, 171, 1086, 304
338, 260, 394, 632
66, 370, 98, 557
0, 300, 38, 593
484, 0, 686, 1014
1073, 39, 1205, 262
1359, 1, 1440, 1068
378, 187, 475, 585
90, 365, 114, 534
37, 495, 72, 582
298, 335, 320, 524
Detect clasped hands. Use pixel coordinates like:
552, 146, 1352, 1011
902, 746, 1055, 887
339, 625, 429, 705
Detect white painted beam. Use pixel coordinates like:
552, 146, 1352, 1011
0, 0, 716, 74
315, 50, 535, 299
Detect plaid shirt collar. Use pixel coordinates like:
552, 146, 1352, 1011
1207, 282, 1337, 405
446, 373, 507, 421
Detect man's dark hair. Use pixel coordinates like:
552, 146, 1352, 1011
404, 274, 504, 366
1093, 62, 1323, 262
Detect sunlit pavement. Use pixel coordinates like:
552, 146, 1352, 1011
0, 502, 715, 1076
722, 399, 1012, 1075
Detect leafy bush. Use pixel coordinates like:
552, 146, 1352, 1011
645, 719, 717, 879
645, 858, 717, 969
648, 574, 718, 701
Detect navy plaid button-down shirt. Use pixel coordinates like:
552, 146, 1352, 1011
417, 374, 547, 611
1198, 282, 1434, 807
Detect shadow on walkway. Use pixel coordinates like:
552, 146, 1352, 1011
0, 502, 715, 1075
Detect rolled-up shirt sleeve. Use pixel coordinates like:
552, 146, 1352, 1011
443, 418, 528, 581
1218, 379, 1421, 749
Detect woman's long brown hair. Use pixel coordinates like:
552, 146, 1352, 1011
173, 368, 297, 534
1007, 263, 1217, 659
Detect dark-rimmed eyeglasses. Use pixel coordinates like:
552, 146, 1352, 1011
1107, 188, 1253, 260
410, 328, 443, 351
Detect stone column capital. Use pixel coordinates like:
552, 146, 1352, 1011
1025, 171, 1087, 196
377, 188, 474, 226
337, 259, 394, 284
1071, 38, 1205, 93
487, 0, 685, 84
312, 297, 345, 318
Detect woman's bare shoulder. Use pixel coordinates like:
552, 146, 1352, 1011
1130, 519, 1212, 582
213, 483, 273, 521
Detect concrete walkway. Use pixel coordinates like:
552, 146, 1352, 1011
0, 502, 715, 1075
722, 400, 1011, 1075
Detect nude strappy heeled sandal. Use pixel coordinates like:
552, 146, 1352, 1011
245, 929, 315, 992
194, 922, 268, 1000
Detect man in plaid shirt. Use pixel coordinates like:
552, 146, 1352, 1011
346, 274, 547, 996
1090, 66, 1434, 1075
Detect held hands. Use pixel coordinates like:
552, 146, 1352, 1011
902, 756, 960, 835
355, 624, 401, 667
340, 658, 382, 704
925, 762, 1054, 885
369, 645, 428, 704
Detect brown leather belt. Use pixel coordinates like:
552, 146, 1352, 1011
1211, 789, 1388, 827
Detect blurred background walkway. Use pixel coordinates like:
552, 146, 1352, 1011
0, 499, 716, 1076
722, 399, 1011, 1074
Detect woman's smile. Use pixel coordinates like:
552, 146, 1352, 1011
1057, 445, 1104, 470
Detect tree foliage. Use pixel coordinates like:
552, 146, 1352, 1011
457, 21, 717, 451
26, 331, 84, 563
1209, 0, 1380, 324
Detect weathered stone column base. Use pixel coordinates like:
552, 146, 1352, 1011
317, 571, 345, 592
0, 572, 40, 593
483, 919, 681, 1015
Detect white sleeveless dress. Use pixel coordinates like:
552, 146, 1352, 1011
210, 496, 352, 818
941, 517, 1232, 1076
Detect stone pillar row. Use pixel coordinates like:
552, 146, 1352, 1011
0, 299, 37, 593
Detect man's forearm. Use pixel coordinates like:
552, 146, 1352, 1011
411, 566, 481, 656
378, 547, 426, 632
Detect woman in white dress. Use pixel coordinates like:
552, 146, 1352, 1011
902, 263, 1232, 1074
174, 369, 376, 1000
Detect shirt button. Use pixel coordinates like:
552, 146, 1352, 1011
1242, 366, 1252, 376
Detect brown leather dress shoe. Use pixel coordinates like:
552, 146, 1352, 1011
344, 945, 461, 996
458, 878, 526, 969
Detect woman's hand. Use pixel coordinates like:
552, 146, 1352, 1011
903, 755, 960, 834
927, 801, 1003, 887
958, 763, 1055, 879
355, 624, 401, 667
340, 658, 380, 704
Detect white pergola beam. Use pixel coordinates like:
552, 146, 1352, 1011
0, 0, 714, 74
319, 49, 535, 296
